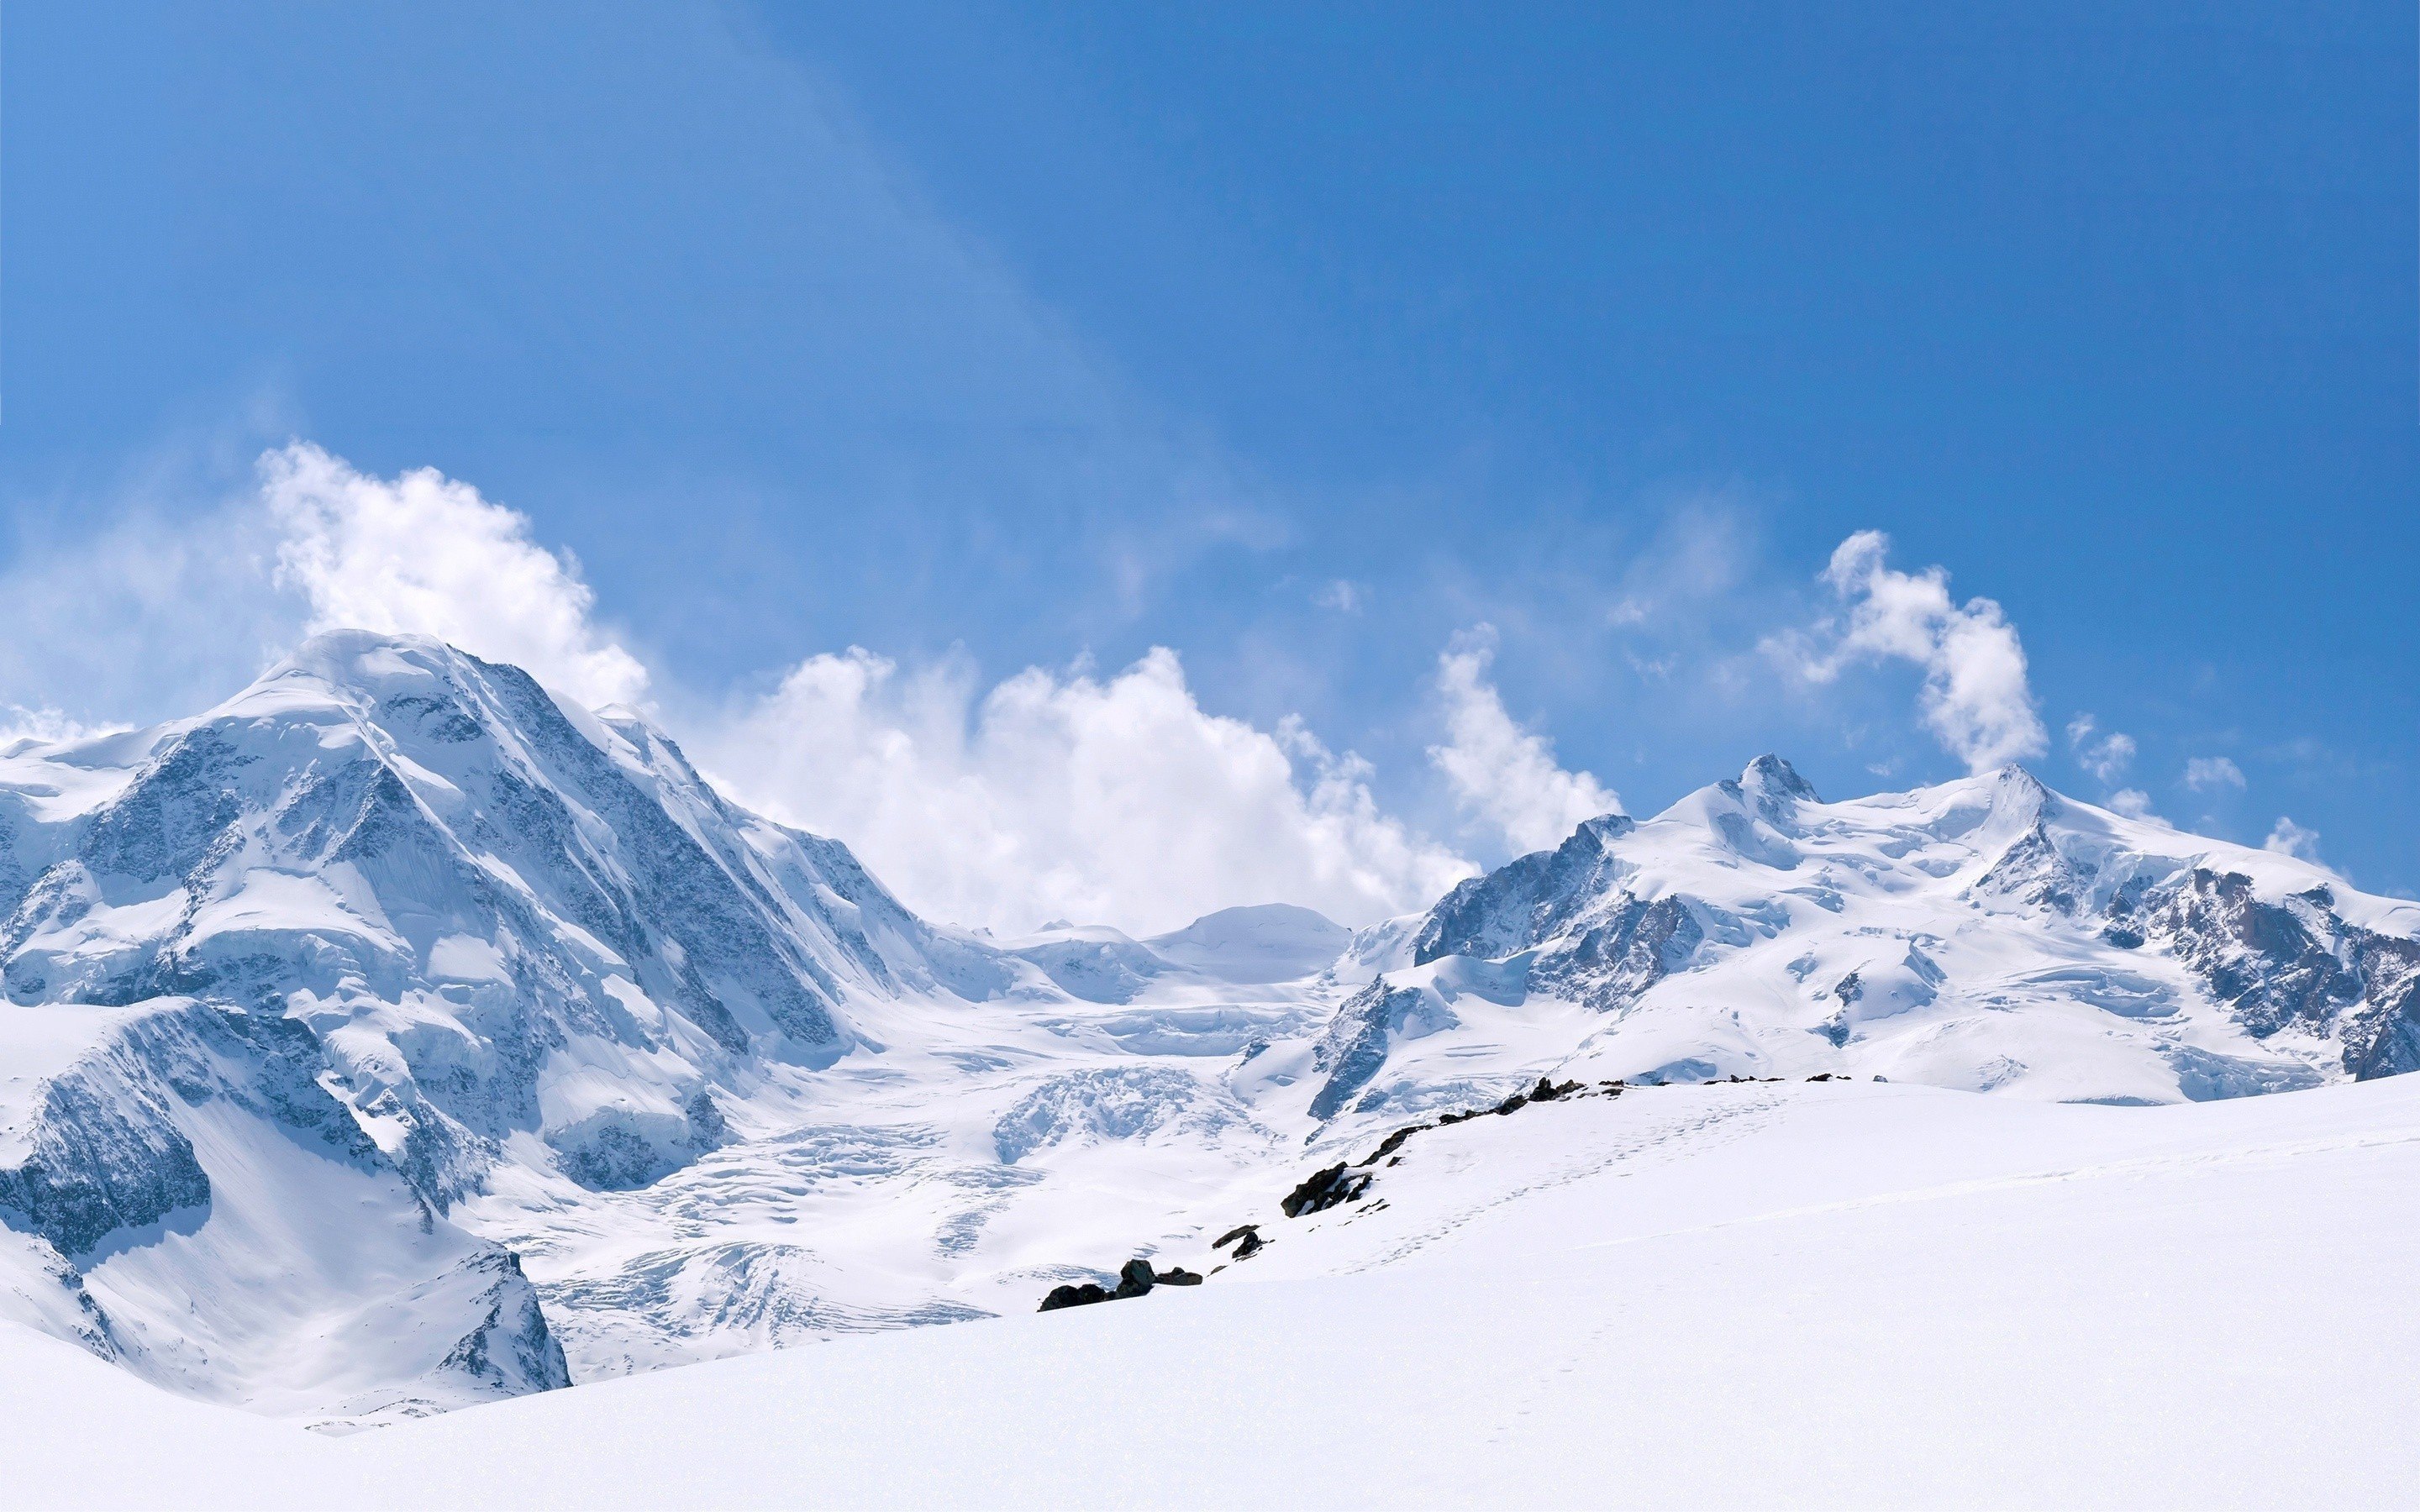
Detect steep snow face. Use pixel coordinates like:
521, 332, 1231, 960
0, 633, 1023, 1202
1313, 756, 2420, 1117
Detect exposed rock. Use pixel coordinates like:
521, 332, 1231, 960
1356, 1123, 1433, 1168
1281, 1163, 1371, 1218
1307, 981, 1459, 1121
1039, 1257, 1194, 1313
1413, 814, 1639, 965
1114, 1258, 1159, 1299
1038, 1283, 1110, 1313
2138, 868, 2420, 1079
1212, 1223, 1260, 1251
434, 1250, 572, 1399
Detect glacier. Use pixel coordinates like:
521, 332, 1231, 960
0, 630, 2414, 1430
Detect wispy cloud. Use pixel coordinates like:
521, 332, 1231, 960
2066, 714, 2136, 784
0, 706, 126, 754
2106, 788, 2164, 823
1313, 579, 1367, 614
264, 444, 649, 709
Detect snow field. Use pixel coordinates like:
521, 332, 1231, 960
3, 1074, 2413, 1509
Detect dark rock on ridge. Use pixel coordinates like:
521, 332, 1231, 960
1281, 1163, 1371, 1218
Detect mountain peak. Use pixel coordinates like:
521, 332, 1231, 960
283, 626, 465, 677
1739, 753, 1819, 805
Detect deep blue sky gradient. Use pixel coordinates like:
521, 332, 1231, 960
3, 3, 2414, 886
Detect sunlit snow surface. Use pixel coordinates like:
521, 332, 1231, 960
0, 632, 2415, 1434
3, 1075, 2416, 1509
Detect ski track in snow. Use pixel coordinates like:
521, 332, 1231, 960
1334, 1089, 1789, 1273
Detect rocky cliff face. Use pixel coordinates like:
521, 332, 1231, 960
2130, 872, 2420, 1079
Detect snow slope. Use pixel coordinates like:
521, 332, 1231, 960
3, 1073, 2414, 1509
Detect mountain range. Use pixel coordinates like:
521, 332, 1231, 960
2, 631, 2412, 1424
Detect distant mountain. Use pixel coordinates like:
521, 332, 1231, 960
998, 904, 1355, 1002
1, 635, 2412, 1425
1306, 755, 2420, 1122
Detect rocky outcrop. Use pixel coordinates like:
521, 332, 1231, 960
1308, 982, 1458, 1120
0, 1062, 209, 1257
1526, 893, 1705, 1014
2134, 872, 2420, 1079
1280, 1163, 1370, 1218
1037, 1257, 1201, 1313
1414, 815, 1637, 966
436, 1250, 573, 1399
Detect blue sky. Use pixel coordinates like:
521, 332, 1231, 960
2, 2, 2413, 923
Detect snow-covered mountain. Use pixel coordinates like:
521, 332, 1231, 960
1308, 753, 2420, 1121
0, 633, 1033, 1420
1, 633, 2413, 1426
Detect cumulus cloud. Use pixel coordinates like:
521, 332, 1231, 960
1429, 631, 1621, 855
2264, 816, 2323, 862
1769, 531, 2046, 774
700, 644, 1473, 937
2065, 715, 2137, 784
2183, 756, 2247, 793
263, 443, 650, 708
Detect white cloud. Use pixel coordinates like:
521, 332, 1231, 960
2183, 755, 2247, 793
1429, 631, 1621, 855
2106, 789, 2163, 822
2065, 715, 2136, 784
262, 443, 650, 709
1769, 531, 2046, 774
2264, 816, 2323, 862
700, 644, 1473, 937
